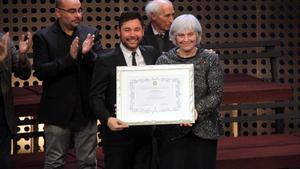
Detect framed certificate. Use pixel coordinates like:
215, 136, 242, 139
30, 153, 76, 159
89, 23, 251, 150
116, 64, 195, 125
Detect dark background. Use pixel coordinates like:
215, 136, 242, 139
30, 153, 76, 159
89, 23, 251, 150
1, 0, 299, 153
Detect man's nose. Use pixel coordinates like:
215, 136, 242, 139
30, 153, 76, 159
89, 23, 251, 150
75, 12, 81, 17
130, 31, 136, 36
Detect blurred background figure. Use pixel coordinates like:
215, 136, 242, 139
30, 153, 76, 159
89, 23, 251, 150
142, 0, 175, 54
0, 31, 32, 169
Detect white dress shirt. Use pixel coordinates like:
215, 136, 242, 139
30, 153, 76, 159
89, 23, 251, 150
120, 43, 146, 66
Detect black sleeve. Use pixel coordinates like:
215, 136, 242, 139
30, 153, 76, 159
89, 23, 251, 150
32, 32, 76, 80
89, 56, 111, 124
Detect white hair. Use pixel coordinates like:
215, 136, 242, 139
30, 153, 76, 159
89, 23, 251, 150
145, 0, 173, 17
169, 14, 202, 46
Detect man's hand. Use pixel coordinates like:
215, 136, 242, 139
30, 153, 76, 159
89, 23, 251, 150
82, 34, 95, 55
70, 36, 79, 59
19, 32, 32, 63
0, 32, 10, 62
107, 117, 129, 131
19, 32, 32, 55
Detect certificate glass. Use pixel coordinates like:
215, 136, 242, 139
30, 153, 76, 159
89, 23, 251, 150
116, 64, 195, 125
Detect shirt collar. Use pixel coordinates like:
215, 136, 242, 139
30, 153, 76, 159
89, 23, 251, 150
151, 24, 165, 36
120, 43, 142, 59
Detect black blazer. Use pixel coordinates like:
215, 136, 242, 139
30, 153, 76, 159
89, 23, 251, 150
90, 44, 159, 145
90, 44, 159, 125
141, 24, 175, 54
33, 21, 102, 127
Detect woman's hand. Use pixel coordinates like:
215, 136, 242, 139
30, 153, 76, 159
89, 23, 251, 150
179, 109, 198, 127
179, 123, 193, 127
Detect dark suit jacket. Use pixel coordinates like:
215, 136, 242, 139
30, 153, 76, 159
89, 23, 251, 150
33, 21, 102, 127
141, 24, 175, 54
0, 32, 31, 134
90, 44, 159, 145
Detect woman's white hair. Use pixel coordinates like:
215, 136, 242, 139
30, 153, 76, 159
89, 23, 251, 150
169, 14, 202, 46
145, 0, 173, 17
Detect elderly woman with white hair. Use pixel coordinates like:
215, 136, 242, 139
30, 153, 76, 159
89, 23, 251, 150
155, 14, 224, 169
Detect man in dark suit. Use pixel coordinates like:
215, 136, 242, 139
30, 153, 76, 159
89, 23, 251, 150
0, 32, 32, 169
90, 11, 159, 169
32, 0, 102, 168
142, 0, 175, 54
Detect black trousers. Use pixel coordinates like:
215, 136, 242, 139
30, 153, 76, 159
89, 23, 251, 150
102, 126, 153, 169
0, 108, 11, 169
158, 133, 217, 169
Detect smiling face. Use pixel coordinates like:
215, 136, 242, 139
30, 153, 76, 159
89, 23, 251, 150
175, 30, 198, 55
118, 18, 144, 51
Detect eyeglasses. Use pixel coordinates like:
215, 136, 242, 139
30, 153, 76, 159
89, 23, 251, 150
57, 7, 83, 14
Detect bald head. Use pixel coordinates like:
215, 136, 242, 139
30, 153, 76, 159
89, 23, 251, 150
56, 0, 81, 8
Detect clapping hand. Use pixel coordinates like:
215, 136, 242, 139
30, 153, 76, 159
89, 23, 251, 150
82, 34, 95, 55
0, 32, 10, 62
19, 32, 32, 56
70, 34, 95, 59
18, 32, 32, 63
70, 36, 79, 59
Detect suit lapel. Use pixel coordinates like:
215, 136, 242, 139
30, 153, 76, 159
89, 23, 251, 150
114, 45, 127, 66
145, 24, 153, 33
139, 46, 153, 65
75, 25, 85, 45
145, 25, 158, 48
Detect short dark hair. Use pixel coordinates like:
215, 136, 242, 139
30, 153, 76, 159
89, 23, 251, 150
118, 11, 144, 28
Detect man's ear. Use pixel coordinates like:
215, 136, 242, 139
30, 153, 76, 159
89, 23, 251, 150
117, 26, 121, 37
55, 8, 61, 19
142, 25, 145, 36
150, 12, 157, 21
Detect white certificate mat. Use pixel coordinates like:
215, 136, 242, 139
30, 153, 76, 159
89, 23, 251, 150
116, 64, 195, 125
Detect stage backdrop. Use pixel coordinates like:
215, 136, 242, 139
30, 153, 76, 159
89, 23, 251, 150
0, 0, 299, 154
